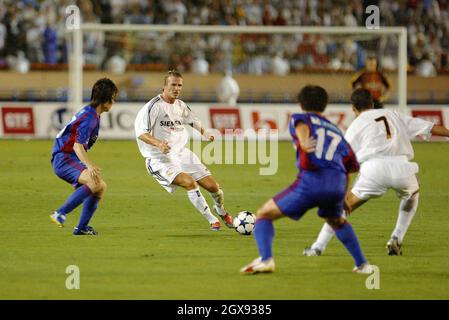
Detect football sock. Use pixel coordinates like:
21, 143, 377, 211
57, 185, 93, 215
254, 218, 274, 261
311, 212, 345, 252
312, 222, 335, 252
392, 192, 419, 244
187, 188, 218, 224
77, 195, 100, 229
210, 189, 226, 216
334, 221, 366, 267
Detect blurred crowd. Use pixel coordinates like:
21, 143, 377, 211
0, 0, 448, 76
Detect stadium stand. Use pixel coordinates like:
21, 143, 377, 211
0, 0, 448, 103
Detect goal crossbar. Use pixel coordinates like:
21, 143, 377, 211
80, 24, 405, 35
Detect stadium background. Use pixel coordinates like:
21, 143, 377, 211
0, 0, 448, 138
0, 0, 449, 300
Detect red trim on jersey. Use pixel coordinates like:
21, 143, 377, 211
63, 153, 85, 172
296, 139, 317, 170
61, 112, 91, 153
342, 147, 360, 173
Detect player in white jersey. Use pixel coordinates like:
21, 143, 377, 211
304, 88, 449, 256
134, 70, 234, 231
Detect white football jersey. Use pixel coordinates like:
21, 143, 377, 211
345, 109, 434, 163
134, 95, 199, 158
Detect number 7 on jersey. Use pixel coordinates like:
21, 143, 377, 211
375, 116, 392, 139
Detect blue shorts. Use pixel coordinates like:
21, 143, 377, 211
273, 169, 347, 220
51, 152, 86, 188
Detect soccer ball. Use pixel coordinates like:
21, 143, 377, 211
233, 211, 256, 235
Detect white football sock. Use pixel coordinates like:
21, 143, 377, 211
311, 222, 335, 252
187, 188, 218, 224
210, 189, 226, 216
311, 212, 346, 252
391, 192, 419, 244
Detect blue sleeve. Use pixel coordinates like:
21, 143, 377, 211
75, 114, 95, 148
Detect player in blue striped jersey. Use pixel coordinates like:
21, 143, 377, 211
240, 85, 373, 275
49, 78, 118, 235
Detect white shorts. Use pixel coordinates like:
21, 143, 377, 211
145, 148, 211, 193
352, 157, 420, 201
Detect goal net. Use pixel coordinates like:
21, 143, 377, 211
66, 24, 407, 112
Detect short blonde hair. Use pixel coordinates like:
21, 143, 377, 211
164, 70, 183, 85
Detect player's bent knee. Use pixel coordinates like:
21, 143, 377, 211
206, 182, 219, 193
175, 174, 197, 190
86, 180, 106, 195
256, 207, 276, 221
198, 177, 219, 193
184, 178, 197, 190
256, 210, 282, 222
256, 210, 273, 220
256, 199, 283, 221
85, 183, 99, 194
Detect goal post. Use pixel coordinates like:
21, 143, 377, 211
67, 24, 407, 112
68, 27, 83, 114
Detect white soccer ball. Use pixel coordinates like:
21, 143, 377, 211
233, 211, 256, 235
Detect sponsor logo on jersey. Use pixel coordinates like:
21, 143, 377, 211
160, 120, 182, 127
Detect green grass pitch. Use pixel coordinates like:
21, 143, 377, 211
0, 140, 448, 299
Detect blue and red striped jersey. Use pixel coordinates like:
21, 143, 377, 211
52, 105, 100, 157
289, 113, 359, 174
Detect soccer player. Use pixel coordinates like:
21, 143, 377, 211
49, 78, 118, 235
134, 70, 233, 231
240, 85, 373, 275
303, 88, 449, 256
351, 55, 390, 109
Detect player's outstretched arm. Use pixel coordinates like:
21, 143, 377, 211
431, 125, 449, 138
344, 176, 352, 215
192, 121, 214, 141
201, 127, 215, 141
138, 133, 171, 153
